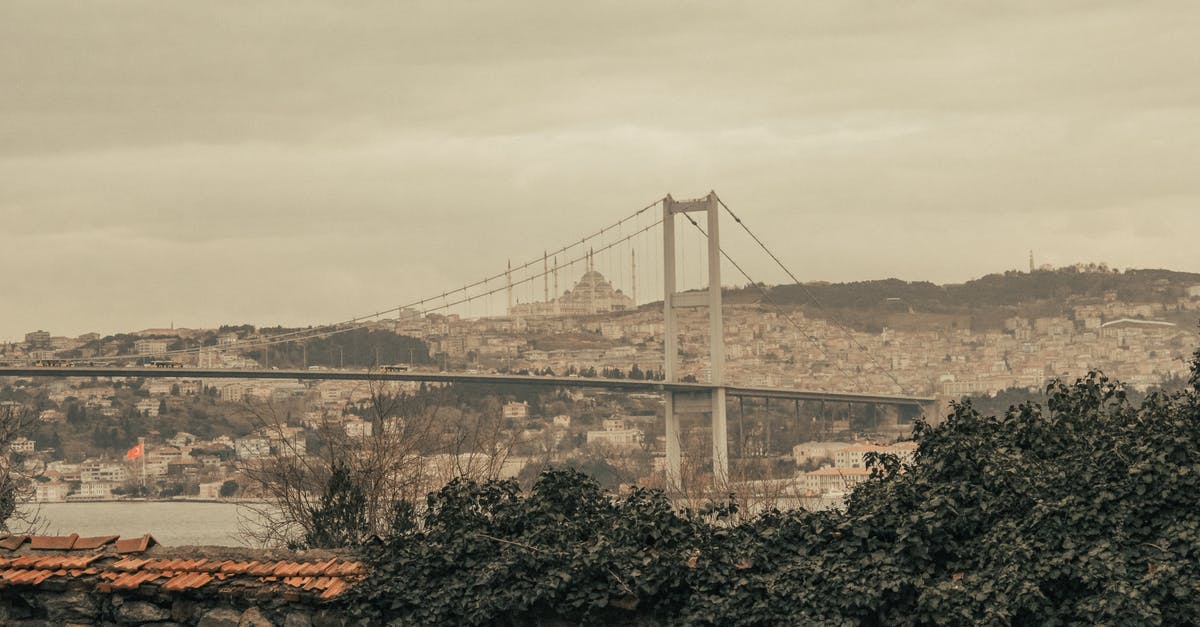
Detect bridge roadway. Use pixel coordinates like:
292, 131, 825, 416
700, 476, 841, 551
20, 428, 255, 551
0, 366, 934, 408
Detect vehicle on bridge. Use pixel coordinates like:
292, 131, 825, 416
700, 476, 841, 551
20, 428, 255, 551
380, 364, 410, 373
32, 359, 69, 367
146, 360, 184, 368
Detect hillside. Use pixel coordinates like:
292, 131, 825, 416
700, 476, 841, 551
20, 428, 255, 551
725, 266, 1200, 332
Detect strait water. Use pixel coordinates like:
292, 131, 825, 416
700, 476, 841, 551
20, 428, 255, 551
18, 502, 261, 547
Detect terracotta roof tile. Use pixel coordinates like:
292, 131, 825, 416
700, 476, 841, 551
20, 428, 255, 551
31, 556, 66, 570
73, 535, 120, 550
0, 530, 362, 600
296, 559, 337, 576
112, 557, 151, 571
3, 569, 54, 585
30, 534, 78, 550
163, 571, 213, 591
337, 561, 366, 576
274, 562, 304, 577
0, 535, 28, 551
112, 571, 161, 589
62, 555, 102, 569
321, 579, 348, 599
247, 561, 276, 576
114, 534, 156, 554
217, 559, 245, 574
11, 555, 43, 568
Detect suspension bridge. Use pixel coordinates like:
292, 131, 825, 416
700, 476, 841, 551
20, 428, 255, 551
3, 192, 938, 488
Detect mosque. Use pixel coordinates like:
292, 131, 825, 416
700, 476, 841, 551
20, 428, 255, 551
508, 250, 635, 317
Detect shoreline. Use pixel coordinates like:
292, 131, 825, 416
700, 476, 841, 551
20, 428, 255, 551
27, 498, 268, 506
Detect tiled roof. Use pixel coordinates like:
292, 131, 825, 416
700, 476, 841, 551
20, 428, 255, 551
0, 533, 365, 601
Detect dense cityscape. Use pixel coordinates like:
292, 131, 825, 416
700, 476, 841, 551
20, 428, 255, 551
3, 263, 1196, 507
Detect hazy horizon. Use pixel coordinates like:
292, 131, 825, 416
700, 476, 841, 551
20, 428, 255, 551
4, 2, 1198, 340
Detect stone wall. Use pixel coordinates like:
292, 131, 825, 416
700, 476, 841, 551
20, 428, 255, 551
0, 588, 352, 626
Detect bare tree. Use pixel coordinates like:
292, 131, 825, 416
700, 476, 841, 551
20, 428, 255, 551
0, 403, 44, 533
659, 419, 808, 524
237, 378, 517, 548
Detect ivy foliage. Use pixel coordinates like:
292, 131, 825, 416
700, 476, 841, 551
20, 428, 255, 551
349, 358, 1200, 625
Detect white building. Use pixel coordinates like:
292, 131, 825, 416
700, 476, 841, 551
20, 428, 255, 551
135, 398, 161, 417
235, 436, 271, 460
792, 441, 851, 466
601, 417, 627, 431
799, 467, 871, 495
76, 481, 118, 500
586, 428, 644, 451
267, 427, 307, 456
134, 339, 169, 355
220, 384, 247, 402
833, 442, 918, 469
11, 437, 35, 454
35, 482, 70, 502
344, 419, 373, 439
146, 381, 172, 396
502, 401, 530, 420
80, 460, 128, 483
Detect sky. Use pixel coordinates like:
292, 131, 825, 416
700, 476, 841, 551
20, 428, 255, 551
2, 1, 1198, 340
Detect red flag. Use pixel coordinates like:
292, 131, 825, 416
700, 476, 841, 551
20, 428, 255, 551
125, 443, 144, 461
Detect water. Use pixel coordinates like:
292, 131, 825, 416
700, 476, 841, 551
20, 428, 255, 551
19, 502, 258, 547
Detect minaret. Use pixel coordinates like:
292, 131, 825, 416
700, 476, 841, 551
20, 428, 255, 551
543, 251, 549, 305
553, 256, 560, 316
506, 259, 513, 316
1029, 250, 1035, 274
631, 249, 637, 308
588, 248, 596, 314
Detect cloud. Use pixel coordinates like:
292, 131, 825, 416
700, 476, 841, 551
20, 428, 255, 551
1, 1, 1198, 338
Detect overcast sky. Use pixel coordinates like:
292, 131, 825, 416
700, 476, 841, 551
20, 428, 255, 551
2, 1, 1198, 340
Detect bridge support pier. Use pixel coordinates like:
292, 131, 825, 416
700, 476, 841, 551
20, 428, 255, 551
711, 387, 728, 486
665, 393, 681, 491
663, 192, 730, 492
664, 387, 729, 491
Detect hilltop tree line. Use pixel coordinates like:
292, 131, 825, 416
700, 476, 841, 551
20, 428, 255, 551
725, 267, 1200, 332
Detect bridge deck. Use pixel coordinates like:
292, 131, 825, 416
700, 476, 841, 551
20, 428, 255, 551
0, 367, 935, 406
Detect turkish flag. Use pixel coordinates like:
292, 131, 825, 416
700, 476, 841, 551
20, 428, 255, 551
125, 443, 144, 460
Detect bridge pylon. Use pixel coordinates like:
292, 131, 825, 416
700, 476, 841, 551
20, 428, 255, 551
662, 192, 728, 491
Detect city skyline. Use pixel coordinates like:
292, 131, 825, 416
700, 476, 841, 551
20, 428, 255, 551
3, 2, 1199, 339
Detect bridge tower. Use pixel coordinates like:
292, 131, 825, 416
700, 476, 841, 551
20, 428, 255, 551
663, 192, 728, 490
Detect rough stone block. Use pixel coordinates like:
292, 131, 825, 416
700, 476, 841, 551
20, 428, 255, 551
42, 589, 98, 622
239, 606, 275, 627
283, 611, 313, 627
312, 609, 348, 627
117, 600, 171, 623
198, 606, 243, 627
